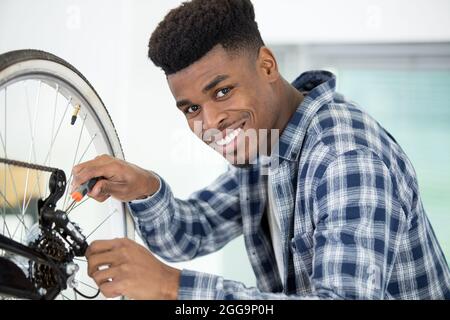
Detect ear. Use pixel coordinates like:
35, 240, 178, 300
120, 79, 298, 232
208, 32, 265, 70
257, 46, 279, 83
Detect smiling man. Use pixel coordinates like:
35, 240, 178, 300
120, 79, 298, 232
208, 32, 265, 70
72, 0, 450, 299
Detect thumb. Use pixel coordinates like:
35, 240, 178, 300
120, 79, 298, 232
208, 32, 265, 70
89, 179, 112, 198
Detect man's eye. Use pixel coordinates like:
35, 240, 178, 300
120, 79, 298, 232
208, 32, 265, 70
186, 105, 200, 114
216, 87, 231, 99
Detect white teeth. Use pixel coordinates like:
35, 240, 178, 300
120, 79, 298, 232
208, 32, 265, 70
216, 128, 241, 146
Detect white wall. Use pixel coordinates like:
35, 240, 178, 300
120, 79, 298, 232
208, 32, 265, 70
256, 0, 450, 44
1, 0, 449, 286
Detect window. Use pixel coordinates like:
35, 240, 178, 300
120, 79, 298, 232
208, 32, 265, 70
273, 43, 450, 261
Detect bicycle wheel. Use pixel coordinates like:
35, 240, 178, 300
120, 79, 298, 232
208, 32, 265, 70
0, 49, 135, 300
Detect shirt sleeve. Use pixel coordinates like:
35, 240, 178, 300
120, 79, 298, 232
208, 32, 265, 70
127, 167, 243, 262
176, 148, 406, 300
310, 148, 406, 299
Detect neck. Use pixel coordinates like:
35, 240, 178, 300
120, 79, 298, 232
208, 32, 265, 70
264, 78, 304, 157
274, 78, 304, 132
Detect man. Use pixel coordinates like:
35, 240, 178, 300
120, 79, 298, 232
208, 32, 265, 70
72, 0, 450, 299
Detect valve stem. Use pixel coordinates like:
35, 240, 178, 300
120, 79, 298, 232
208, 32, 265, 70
71, 104, 81, 125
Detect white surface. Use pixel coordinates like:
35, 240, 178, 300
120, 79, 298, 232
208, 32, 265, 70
255, 0, 450, 44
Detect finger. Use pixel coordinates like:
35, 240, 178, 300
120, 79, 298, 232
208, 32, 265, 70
99, 280, 125, 299
87, 180, 111, 201
87, 192, 110, 203
87, 250, 121, 277
72, 154, 113, 176
89, 180, 117, 198
92, 265, 122, 285
90, 179, 129, 200
71, 156, 120, 191
71, 164, 115, 192
71, 165, 105, 190
85, 239, 122, 257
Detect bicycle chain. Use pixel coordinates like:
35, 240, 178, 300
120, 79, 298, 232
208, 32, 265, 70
0, 157, 60, 173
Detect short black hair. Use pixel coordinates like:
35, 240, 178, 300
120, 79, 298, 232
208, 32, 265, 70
148, 0, 265, 75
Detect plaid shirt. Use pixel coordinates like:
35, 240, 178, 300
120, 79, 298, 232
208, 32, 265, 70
129, 70, 450, 300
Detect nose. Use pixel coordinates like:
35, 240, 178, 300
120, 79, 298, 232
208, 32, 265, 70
201, 103, 227, 131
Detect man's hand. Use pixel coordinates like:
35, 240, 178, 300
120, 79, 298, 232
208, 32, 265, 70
86, 238, 181, 299
71, 154, 160, 202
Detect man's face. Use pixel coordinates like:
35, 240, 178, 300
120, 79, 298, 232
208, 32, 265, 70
167, 45, 279, 165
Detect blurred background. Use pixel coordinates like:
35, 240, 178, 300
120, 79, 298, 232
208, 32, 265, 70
0, 0, 449, 287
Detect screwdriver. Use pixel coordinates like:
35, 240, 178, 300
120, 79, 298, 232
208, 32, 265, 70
65, 177, 99, 212
71, 177, 99, 202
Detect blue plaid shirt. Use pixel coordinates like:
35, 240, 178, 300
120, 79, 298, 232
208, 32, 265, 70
129, 70, 450, 300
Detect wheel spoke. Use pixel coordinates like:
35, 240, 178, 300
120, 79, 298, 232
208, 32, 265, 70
1, 218, 11, 238
2, 87, 5, 158
73, 257, 87, 262
0, 136, 17, 209
21, 81, 42, 242
1, 88, 6, 237
77, 133, 98, 165
46, 84, 59, 196
60, 292, 72, 300
67, 196, 90, 214
23, 81, 43, 198
63, 113, 87, 210
0, 190, 16, 210
62, 131, 97, 209
44, 96, 73, 164
0, 189, 29, 233
21, 96, 72, 216
86, 208, 118, 240
78, 279, 98, 291
61, 131, 97, 213
0, 88, 22, 227
1, 186, 11, 237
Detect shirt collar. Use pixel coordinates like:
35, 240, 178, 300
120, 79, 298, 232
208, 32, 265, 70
271, 70, 337, 163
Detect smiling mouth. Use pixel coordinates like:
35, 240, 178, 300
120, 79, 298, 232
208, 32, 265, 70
215, 126, 243, 146
208, 120, 246, 147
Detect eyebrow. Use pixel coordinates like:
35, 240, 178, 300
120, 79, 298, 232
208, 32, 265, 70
175, 74, 230, 109
176, 99, 192, 108
202, 74, 230, 93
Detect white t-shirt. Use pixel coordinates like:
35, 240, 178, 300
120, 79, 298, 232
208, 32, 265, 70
265, 165, 285, 286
